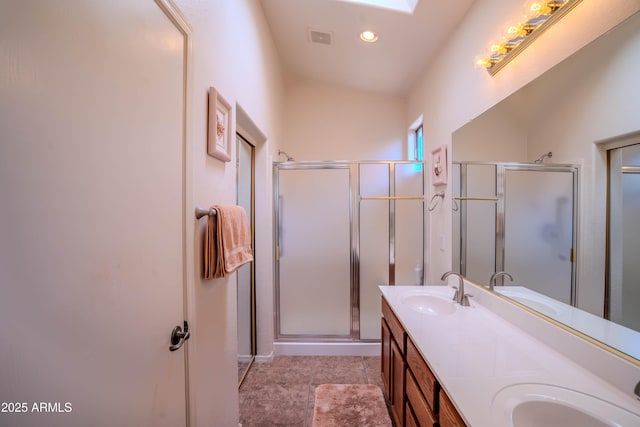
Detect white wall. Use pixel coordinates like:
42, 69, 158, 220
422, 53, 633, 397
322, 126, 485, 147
452, 104, 528, 162
282, 77, 406, 160
171, 0, 284, 425
409, 0, 640, 283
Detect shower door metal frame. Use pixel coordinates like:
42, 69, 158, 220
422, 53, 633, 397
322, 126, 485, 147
274, 161, 356, 342
455, 161, 579, 304
273, 160, 425, 342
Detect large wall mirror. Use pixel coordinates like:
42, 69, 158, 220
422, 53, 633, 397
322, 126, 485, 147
451, 11, 640, 362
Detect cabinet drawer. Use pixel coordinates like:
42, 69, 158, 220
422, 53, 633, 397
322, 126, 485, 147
382, 297, 405, 353
406, 336, 437, 412
406, 369, 436, 426
439, 389, 467, 427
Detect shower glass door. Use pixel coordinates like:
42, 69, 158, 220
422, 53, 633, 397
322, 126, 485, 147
453, 162, 578, 304
358, 162, 424, 340
503, 166, 577, 304
275, 160, 424, 342
275, 166, 352, 338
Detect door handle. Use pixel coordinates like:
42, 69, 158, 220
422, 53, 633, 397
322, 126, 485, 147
169, 321, 190, 352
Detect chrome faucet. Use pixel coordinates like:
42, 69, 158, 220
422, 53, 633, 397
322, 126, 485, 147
489, 271, 514, 291
441, 271, 470, 307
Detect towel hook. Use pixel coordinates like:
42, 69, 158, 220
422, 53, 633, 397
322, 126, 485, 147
428, 191, 445, 211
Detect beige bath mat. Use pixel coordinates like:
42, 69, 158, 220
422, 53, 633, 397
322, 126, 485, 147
312, 384, 392, 427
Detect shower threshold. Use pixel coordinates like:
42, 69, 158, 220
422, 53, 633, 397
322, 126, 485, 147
273, 341, 380, 357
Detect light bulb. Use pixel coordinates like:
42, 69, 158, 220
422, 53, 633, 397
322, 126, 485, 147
491, 42, 509, 55
360, 30, 378, 43
507, 22, 531, 38
474, 56, 493, 69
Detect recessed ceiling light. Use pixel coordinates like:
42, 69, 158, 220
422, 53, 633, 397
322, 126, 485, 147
360, 30, 378, 43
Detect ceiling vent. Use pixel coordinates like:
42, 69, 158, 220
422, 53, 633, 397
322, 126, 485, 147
308, 29, 333, 46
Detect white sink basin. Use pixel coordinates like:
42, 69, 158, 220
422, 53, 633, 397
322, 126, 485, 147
400, 291, 456, 316
491, 383, 640, 427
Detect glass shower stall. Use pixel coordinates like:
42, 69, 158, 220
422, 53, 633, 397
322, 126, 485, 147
452, 161, 579, 305
273, 160, 424, 342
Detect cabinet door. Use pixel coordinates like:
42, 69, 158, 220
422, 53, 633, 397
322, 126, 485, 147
381, 318, 391, 400
382, 298, 405, 352
406, 369, 436, 426
405, 401, 419, 427
390, 337, 404, 426
439, 390, 467, 427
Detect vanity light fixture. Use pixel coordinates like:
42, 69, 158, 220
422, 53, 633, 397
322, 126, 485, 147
476, 0, 583, 75
360, 30, 379, 43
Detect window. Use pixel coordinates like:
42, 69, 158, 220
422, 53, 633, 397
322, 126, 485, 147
407, 120, 423, 172
408, 114, 424, 174
414, 125, 423, 162
408, 115, 423, 162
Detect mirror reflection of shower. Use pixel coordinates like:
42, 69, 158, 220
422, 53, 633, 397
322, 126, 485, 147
278, 149, 295, 161
534, 151, 553, 164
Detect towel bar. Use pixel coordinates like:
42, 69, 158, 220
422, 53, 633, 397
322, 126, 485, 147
195, 207, 217, 219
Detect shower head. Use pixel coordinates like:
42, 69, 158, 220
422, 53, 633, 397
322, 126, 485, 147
278, 150, 295, 161
534, 151, 552, 164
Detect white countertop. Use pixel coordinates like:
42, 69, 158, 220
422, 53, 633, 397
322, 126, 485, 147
494, 286, 640, 360
379, 284, 640, 426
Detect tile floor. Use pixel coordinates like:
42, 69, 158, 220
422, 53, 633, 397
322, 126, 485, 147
239, 355, 386, 427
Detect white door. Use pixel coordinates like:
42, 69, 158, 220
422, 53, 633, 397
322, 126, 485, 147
0, 1, 188, 425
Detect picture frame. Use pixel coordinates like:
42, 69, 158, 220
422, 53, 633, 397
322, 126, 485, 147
207, 87, 232, 162
430, 145, 448, 186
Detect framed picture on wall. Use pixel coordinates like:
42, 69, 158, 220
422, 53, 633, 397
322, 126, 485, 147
431, 145, 447, 186
207, 86, 232, 162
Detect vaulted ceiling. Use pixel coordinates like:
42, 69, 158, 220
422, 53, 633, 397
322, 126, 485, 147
259, 0, 476, 97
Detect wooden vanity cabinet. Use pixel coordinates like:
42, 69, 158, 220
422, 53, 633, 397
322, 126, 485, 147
439, 389, 467, 427
405, 336, 438, 426
405, 369, 436, 426
382, 299, 405, 426
381, 318, 391, 397
381, 297, 467, 427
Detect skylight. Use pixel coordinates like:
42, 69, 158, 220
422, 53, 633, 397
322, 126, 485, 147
334, 0, 419, 14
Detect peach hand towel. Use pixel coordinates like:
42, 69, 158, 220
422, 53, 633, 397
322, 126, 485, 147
204, 205, 253, 279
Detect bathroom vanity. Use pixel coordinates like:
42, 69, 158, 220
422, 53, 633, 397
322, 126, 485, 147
382, 296, 464, 426
379, 283, 640, 426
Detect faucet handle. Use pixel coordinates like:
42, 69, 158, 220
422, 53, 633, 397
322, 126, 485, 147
461, 293, 472, 307
451, 286, 459, 301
